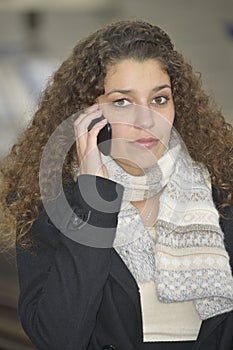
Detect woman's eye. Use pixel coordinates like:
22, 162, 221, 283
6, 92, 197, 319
152, 96, 169, 105
113, 99, 131, 107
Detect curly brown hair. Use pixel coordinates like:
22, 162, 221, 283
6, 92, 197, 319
0, 20, 232, 249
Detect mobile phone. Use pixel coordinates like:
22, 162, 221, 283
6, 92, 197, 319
87, 115, 112, 156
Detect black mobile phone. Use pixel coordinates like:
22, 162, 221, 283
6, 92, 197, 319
87, 115, 112, 156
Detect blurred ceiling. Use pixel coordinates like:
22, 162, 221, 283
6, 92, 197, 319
0, 0, 114, 11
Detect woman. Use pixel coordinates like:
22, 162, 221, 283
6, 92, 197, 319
0, 20, 233, 350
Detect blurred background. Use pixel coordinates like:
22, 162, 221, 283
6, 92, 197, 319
0, 0, 232, 349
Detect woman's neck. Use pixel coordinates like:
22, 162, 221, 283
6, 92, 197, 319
131, 193, 161, 227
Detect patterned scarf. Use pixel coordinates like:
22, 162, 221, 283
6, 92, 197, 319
102, 129, 233, 320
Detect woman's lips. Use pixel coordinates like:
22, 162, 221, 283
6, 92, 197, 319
131, 137, 159, 149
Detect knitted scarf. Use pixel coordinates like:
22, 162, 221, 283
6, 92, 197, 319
102, 129, 233, 320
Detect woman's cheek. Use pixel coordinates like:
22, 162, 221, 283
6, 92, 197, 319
111, 124, 129, 140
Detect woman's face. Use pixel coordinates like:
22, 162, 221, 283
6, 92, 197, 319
98, 59, 175, 175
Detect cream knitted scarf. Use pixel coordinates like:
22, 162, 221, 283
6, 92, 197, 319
102, 129, 233, 320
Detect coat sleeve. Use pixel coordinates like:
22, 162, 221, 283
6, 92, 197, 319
16, 175, 124, 350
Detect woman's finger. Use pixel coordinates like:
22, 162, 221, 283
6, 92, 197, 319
78, 118, 108, 177
86, 118, 108, 151
73, 106, 109, 178
74, 109, 103, 159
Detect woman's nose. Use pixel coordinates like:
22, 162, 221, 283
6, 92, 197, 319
133, 105, 155, 129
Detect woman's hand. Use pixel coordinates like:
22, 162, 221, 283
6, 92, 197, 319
74, 104, 109, 178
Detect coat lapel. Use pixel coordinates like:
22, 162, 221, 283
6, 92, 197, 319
194, 312, 229, 348
110, 249, 140, 302
110, 249, 143, 324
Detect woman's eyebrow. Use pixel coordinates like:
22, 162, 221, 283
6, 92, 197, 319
105, 89, 132, 96
152, 84, 171, 92
105, 84, 171, 96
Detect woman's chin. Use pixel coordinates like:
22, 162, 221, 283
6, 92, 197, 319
113, 156, 159, 176
111, 144, 166, 174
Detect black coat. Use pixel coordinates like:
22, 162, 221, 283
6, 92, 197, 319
16, 175, 233, 350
